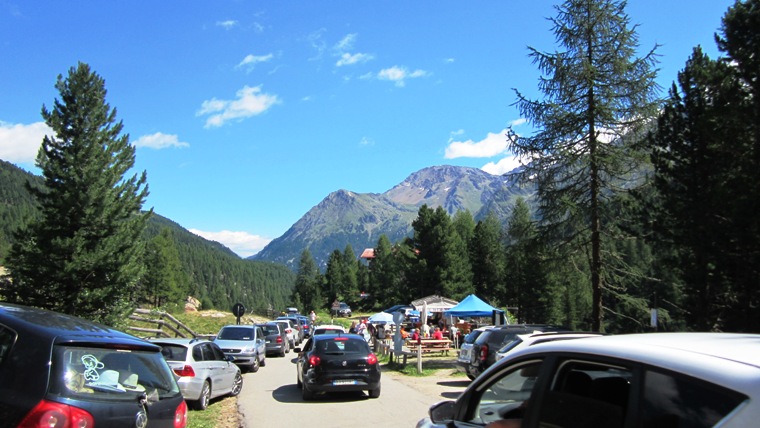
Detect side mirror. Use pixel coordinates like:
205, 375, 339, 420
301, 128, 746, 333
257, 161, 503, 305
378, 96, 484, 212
294, 347, 302, 353
226, 355, 236, 362
429, 400, 457, 424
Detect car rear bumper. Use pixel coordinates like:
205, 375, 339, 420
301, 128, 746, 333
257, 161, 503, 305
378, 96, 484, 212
304, 370, 381, 393
176, 376, 205, 401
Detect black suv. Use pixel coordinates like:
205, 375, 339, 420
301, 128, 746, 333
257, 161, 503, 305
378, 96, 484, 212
465, 324, 568, 379
0, 303, 187, 427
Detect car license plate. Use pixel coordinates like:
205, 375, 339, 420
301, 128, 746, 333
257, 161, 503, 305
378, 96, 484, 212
333, 379, 357, 385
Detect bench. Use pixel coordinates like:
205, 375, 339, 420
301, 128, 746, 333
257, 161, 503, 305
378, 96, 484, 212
405, 339, 452, 355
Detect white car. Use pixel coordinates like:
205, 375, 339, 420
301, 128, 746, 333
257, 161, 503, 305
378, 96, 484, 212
494, 331, 603, 361
419, 333, 760, 428
312, 324, 346, 335
273, 319, 298, 348
151, 338, 242, 410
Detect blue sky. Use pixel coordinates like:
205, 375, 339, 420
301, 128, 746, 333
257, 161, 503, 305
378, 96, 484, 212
0, 1, 735, 257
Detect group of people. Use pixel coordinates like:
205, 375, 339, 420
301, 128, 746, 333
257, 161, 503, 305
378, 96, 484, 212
400, 324, 445, 341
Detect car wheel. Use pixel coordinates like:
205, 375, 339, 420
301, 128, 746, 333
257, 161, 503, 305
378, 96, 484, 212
250, 353, 260, 373
229, 373, 243, 397
368, 385, 381, 399
296, 375, 303, 389
302, 385, 314, 400
192, 380, 211, 410
260, 354, 266, 367
280, 346, 287, 357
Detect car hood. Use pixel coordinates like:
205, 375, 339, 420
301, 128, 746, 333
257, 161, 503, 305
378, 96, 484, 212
214, 339, 256, 349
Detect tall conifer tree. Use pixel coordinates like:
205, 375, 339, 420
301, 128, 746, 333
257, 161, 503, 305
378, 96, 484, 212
3, 62, 151, 326
508, 0, 660, 331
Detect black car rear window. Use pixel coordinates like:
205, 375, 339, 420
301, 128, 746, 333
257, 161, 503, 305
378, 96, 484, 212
55, 346, 180, 402
316, 338, 368, 355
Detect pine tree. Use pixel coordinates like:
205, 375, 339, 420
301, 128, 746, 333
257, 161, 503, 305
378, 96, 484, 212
3, 62, 151, 327
142, 228, 188, 309
508, 0, 660, 331
649, 45, 753, 331
293, 249, 323, 312
470, 212, 505, 305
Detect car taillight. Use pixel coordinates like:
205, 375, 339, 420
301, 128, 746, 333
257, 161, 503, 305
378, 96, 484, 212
18, 399, 94, 428
308, 355, 321, 367
276, 336, 283, 343
173, 365, 196, 377
367, 353, 378, 365
479, 344, 488, 362
174, 400, 188, 428
286, 328, 292, 334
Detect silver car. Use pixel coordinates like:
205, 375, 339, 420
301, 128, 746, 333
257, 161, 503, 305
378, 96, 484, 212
213, 325, 267, 373
420, 333, 760, 428
151, 338, 242, 410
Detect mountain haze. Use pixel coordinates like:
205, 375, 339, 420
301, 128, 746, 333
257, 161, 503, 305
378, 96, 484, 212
252, 165, 533, 268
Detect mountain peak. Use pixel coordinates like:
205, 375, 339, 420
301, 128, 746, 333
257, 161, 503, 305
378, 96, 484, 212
253, 164, 532, 268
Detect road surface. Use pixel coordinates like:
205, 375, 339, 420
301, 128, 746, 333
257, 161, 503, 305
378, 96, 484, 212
236, 352, 466, 428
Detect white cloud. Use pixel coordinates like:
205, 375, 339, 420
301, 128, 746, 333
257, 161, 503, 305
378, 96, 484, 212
236, 53, 274, 73
197, 85, 280, 128
334, 33, 357, 51
482, 156, 522, 175
189, 229, 271, 258
359, 136, 374, 146
510, 118, 527, 127
133, 132, 189, 149
216, 20, 238, 30
445, 129, 509, 159
336, 52, 373, 67
377, 66, 428, 87
0, 121, 50, 163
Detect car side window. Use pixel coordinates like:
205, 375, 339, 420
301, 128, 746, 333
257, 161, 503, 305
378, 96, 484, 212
537, 360, 633, 428
467, 360, 544, 426
638, 369, 747, 428
192, 344, 204, 361
0, 325, 16, 366
212, 343, 227, 361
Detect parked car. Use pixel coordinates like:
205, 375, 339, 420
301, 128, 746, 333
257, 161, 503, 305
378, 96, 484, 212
312, 324, 347, 335
494, 331, 604, 362
296, 315, 312, 338
257, 322, 289, 357
150, 338, 242, 410
465, 324, 568, 379
456, 326, 494, 378
337, 302, 352, 317
277, 316, 304, 344
418, 333, 760, 428
295, 333, 381, 400
213, 324, 266, 373
0, 302, 187, 428
273, 319, 298, 348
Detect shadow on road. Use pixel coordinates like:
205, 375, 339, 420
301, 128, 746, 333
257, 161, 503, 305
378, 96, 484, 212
272, 384, 371, 404
437, 379, 469, 388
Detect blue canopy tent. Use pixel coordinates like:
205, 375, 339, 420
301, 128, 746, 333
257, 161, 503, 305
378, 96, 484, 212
444, 294, 504, 318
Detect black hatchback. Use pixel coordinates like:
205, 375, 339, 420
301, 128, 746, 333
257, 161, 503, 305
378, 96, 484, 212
0, 303, 187, 428
466, 324, 568, 379
295, 334, 381, 400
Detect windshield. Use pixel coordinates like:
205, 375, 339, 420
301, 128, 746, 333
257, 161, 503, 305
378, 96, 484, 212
217, 327, 255, 340
55, 346, 180, 402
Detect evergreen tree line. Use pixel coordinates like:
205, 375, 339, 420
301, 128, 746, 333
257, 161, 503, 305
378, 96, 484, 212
294, 0, 760, 333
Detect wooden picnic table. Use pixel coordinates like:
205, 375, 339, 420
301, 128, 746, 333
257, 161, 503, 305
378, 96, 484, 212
405, 338, 452, 355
